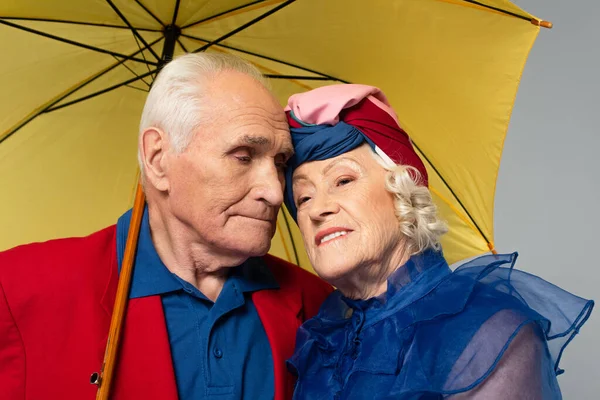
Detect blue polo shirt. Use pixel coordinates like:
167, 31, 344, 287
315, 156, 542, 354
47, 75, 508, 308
116, 208, 278, 399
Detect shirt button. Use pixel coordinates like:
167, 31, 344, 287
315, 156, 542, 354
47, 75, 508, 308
213, 348, 223, 359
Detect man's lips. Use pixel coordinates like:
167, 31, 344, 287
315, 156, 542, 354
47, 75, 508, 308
315, 227, 353, 246
235, 215, 276, 226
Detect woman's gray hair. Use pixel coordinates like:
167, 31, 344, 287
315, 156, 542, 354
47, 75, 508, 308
137, 52, 266, 173
372, 150, 448, 255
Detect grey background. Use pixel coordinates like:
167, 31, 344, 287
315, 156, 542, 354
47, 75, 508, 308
495, 0, 599, 398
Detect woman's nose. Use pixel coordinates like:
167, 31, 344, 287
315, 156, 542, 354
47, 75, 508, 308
308, 195, 340, 221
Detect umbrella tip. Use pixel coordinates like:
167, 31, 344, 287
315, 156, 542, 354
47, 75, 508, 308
531, 18, 553, 29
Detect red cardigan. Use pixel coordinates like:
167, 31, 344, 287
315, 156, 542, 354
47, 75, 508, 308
0, 225, 332, 400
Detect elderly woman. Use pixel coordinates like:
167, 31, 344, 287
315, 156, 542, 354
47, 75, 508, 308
283, 84, 594, 399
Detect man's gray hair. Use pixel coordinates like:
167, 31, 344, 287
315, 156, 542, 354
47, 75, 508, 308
137, 52, 266, 172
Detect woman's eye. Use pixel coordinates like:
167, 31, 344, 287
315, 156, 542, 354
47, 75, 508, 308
336, 177, 354, 186
297, 196, 311, 206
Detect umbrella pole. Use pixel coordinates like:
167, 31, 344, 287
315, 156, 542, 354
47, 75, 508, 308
92, 182, 145, 399
90, 20, 178, 398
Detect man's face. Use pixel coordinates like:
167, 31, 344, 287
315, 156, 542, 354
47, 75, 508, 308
164, 71, 292, 262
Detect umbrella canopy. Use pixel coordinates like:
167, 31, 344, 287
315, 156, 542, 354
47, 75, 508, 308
0, 0, 548, 268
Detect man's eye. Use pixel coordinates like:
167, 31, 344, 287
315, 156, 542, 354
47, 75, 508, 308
236, 156, 252, 163
231, 147, 254, 164
275, 155, 288, 170
234, 150, 252, 163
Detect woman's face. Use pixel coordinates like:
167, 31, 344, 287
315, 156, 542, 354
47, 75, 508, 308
292, 144, 404, 285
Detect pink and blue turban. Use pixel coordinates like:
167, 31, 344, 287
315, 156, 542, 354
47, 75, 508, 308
284, 84, 428, 220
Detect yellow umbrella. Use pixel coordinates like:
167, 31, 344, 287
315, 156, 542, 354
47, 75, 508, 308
0, 1, 551, 397
0, 0, 550, 267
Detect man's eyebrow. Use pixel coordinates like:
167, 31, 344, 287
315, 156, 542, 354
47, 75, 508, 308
233, 134, 294, 161
239, 135, 294, 159
280, 144, 294, 159
241, 135, 270, 146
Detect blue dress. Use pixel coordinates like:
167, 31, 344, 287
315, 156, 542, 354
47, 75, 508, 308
287, 250, 594, 399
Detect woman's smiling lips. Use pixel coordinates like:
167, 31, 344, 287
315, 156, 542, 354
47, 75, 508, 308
315, 227, 353, 246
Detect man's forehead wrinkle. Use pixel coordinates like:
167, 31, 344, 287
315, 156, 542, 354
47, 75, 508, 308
212, 97, 290, 151
228, 113, 289, 132
227, 106, 286, 120
232, 122, 289, 134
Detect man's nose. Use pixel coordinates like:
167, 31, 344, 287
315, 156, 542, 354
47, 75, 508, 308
253, 163, 284, 207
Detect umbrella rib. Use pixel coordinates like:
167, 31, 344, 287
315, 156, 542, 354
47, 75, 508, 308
181, 0, 267, 29
458, 0, 530, 22
125, 84, 150, 93
134, 0, 166, 27
176, 38, 189, 53
113, 55, 152, 87
410, 140, 492, 246
192, 0, 295, 53
275, 220, 293, 264
281, 207, 300, 266
0, 19, 158, 65
182, 34, 348, 82
0, 16, 161, 31
45, 69, 158, 114
105, 0, 161, 61
171, 0, 181, 26
265, 75, 337, 80
0, 39, 162, 145
132, 32, 156, 78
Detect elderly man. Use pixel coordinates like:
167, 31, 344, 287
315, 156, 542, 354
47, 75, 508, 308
0, 53, 331, 400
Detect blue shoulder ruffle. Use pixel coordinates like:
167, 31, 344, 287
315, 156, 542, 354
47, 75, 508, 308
288, 252, 594, 399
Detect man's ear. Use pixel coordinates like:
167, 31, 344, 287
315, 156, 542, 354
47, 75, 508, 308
140, 127, 170, 192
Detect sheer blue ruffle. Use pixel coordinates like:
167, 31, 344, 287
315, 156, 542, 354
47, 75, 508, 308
287, 250, 594, 399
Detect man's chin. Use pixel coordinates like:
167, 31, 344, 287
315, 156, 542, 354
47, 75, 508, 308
236, 235, 272, 257
243, 220, 277, 239
254, 237, 273, 255
225, 221, 276, 255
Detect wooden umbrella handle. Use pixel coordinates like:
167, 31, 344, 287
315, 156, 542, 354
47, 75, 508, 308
93, 182, 146, 400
